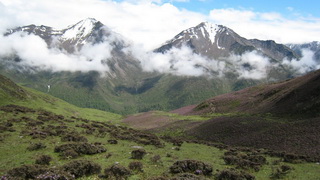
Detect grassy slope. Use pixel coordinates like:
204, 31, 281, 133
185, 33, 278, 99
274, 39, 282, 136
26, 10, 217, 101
1, 75, 319, 179
1, 108, 319, 179
0, 85, 122, 124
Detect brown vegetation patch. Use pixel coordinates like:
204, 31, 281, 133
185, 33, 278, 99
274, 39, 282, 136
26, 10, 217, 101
131, 149, 147, 159
103, 164, 131, 179
172, 173, 203, 180
61, 132, 88, 142
0, 122, 15, 133
111, 127, 164, 147
35, 155, 52, 165
27, 142, 46, 151
161, 136, 184, 146
5, 164, 47, 179
188, 116, 320, 160
128, 161, 143, 172
35, 170, 75, 180
3, 164, 76, 180
215, 168, 255, 180
123, 111, 173, 130
54, 142, 106, 158
62, 160, 101, 178
108, 139, 118, 144
169, 160, 212, 176
270, 165, 293, 179
0, 104, 36, 113
222, 151, 267, 171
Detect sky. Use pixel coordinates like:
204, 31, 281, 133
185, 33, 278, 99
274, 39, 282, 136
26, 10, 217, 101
169, 0, 320, 18
1, 0, 320, 50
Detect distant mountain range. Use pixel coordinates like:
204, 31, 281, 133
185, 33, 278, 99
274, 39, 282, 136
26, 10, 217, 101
287, 41, 320, 62
1, 18, 319, 114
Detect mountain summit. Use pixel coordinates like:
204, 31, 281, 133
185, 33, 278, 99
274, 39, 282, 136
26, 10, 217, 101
156, 22, 299, 61
6, 18, 123, 53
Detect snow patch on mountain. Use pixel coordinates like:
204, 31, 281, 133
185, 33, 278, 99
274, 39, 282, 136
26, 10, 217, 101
61, 18, 98, 44
201, 22, 219, 44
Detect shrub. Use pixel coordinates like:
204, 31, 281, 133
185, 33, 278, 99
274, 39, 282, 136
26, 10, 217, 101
169, 160, 212, 176
104, 164, 131, 179
128, 161, 143, 172
270, 165, 293, 179
105, 153, 113, 159
6, 165, 47, 179
61, 133, 88, 142
62, 160, 101, 178
35, 155, 52, 165
35, 170, 75, 180
60, 149, 80, 159
222, 153, 267, 171
172, 173, 201, 180
215, 168, 255, 180
27, 142, 46, 151
150, 155, 161, 163
283, 153, 303, 163
147, 177, 167, 180
54, 142, 106, 158
161, 136, 183, 146
131, 149, 147, 159
108, 139, 118, 144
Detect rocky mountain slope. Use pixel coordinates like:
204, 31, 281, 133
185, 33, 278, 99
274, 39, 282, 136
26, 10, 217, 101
156, 22, 299, 61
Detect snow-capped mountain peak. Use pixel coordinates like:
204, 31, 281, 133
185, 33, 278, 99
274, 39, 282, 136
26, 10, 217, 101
197, 22, 225, 44
61, 18, 100, 44
6, 18, 127, 53
155, 21, 299, 61
165, 22, 221, 45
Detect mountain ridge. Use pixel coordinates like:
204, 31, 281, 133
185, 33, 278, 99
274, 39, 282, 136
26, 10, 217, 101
155, 21, 299, 62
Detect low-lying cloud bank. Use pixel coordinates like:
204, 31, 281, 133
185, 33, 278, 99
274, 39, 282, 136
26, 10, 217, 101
0, 31, 319, 80
132, 46, 320, 79
0, 32, 111, 72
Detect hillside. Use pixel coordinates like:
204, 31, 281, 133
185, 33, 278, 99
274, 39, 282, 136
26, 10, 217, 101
189, 69, 320, 117
1, 71, 319, 179
124, 70, 320, 160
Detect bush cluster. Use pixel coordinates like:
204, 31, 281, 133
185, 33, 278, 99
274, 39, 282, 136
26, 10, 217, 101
54, 142, 106, 159
169, 160, 213, 176
62, 160, 101, 178
215, 168, 255, 180
131, 149, 147, 159
103, 164, 131, 179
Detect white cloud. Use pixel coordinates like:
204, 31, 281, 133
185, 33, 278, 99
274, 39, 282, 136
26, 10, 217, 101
0, 32, 110, 72
209, 8, 320, 44
283, 49, 319, 74
130, 45, 226, 76
229, 51, 271, 79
